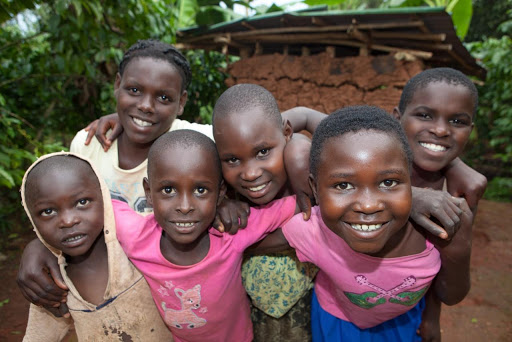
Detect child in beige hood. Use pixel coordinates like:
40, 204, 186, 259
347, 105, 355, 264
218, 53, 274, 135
21, 152, 173, 342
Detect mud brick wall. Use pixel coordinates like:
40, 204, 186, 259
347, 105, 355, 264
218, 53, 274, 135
225, 53, 425, 114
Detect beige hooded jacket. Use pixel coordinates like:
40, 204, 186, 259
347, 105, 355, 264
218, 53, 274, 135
21, 152, 173, 342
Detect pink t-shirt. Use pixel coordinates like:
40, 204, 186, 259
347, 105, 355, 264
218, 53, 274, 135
282, 206, 441, 329
113, 196, 296, 342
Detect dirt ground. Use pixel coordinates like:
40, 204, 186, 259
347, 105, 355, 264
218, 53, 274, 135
0, 199, 511, 342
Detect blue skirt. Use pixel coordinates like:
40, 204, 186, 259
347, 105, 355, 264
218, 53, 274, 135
311, 288, 425, 342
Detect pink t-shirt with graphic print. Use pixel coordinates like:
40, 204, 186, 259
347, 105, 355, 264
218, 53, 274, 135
282, 206, 441, 329
113, 196, 296, 342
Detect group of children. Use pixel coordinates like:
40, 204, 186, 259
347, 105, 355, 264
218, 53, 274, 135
18, 39, 486, 341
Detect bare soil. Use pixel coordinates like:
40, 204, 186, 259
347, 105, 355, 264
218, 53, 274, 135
1, 199, 511, 342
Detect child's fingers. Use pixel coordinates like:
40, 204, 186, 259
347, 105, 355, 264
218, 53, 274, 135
212, 216, 225, 233
19, 285, 63, 308
83, 120, 99, 146
58, 302, 70, 318
48, 263, 69, 291
413, 215, 449, 240
296, 193, 312, 220
237, 208, 249, 230
44, 303, 70, 318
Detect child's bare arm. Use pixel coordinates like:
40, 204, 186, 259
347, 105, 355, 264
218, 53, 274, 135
284, 134, 313, 219
281, 106, 327, 134
444, 157, 487, 212
430, 198, 473, 305
83, 113, 122, 151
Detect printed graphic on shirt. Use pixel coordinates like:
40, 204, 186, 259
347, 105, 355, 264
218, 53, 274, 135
160, 284, 207, 329
343, 275, 428, 309
109, 190, 152, 213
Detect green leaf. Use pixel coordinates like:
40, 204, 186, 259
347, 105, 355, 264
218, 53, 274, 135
196, 6, 230, 26
0, 167, 15, 188
449, 0, 472, 40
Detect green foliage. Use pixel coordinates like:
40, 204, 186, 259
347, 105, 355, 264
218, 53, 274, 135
483, 177, 512, 202
0, 0, 235, 235
465, 0, 512, 42
184, 49, 231, 124
0, 0, 181, 234
467, 19, 512, 163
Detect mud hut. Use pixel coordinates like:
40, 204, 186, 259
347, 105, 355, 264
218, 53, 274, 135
177, 6, 485, 114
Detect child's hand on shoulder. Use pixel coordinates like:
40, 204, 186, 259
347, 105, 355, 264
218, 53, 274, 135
410, 187, 466, 240
84, 113, 123, 152
213, 198, 250, 234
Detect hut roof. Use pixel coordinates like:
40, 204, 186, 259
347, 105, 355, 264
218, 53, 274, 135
177, 6, 485, 79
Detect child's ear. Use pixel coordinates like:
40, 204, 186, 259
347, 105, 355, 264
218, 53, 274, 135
308, 174, 319, 204
143, 177, 153, 207
392, 107, 401, 120
114, 73, 121, 95
177, 91, 188, 117
217, 180, 227, 205
283, 119, 293, 142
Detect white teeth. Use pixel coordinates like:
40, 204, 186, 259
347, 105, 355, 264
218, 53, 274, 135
175, 222, 194, 228
350, 224, 382, 232
64, 234, 84, 242
248, 183, 267, 192
133, 117, 153, 127
420, 142, 447, 152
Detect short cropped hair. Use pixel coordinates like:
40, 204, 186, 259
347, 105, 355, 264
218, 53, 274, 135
24, 155, 98, 204
398, 67, 478, 115
310, 105, 413, 177
212, 83, 282, 128
119, 39, 191, 91
147, 130, 222, 184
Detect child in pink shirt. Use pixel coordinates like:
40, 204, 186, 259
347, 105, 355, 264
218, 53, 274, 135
268, 106, 473, 341
113, 129, 298, 342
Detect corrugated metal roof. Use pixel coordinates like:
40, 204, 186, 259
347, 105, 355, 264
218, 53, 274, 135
177, 6, 485, 78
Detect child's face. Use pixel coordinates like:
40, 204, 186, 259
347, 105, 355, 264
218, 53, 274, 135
214, 108, 292, 205
27, 167, 104, 257
311, 131, 412, 255
144, 146, 225, 246
114, 57, 188, 147
396, 82, 474, 172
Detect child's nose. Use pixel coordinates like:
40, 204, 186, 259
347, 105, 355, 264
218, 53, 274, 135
59, 209, 79, 228
137, 94, 154, 114
177, 193, 194, 214
430, 119, 450, 137
241, 161, 263, 181
353, 190, 385, 214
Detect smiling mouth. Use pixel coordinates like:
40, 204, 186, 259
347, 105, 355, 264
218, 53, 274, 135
420, 142, 447, 152
132, 117, 153, 127
62, 234, 86, 243
349, 223, 384, 232
246, 182, 269, 192
174, 222, 195, 228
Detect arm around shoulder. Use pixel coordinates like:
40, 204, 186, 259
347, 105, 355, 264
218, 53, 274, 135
444, 157, 487, 212
281, 106, 327, 134
431, 199, 473, 306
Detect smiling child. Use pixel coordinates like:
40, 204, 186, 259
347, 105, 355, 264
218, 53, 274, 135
213, 84, 318, 341
267, 106, 473, 341
393, 67, 485, 341
21, 153, 173, 341
112, 129, 298, 342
